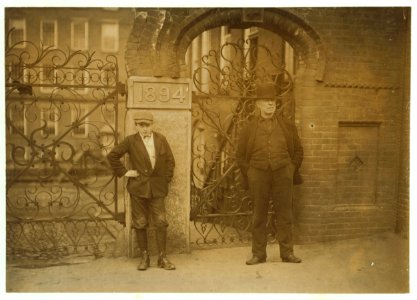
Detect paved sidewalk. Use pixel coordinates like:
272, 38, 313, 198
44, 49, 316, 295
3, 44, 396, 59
5, 231, 409, 293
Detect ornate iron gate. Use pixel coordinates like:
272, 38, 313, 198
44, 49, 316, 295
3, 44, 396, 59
190, 39, 294, 247
5, 32, 124, 261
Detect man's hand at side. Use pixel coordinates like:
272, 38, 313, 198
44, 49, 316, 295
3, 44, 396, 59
125, 170, 139, 177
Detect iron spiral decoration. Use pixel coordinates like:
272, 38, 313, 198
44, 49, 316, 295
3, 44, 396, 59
191, 39, 294, 247
6, 29, 123, 261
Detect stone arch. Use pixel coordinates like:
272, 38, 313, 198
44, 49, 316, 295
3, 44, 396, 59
125, 8, 326, 81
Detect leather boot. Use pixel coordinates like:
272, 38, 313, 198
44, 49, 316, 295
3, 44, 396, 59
246, 256, 266, 265
156, 229, 176, 270
137, 250, 150, 271
136, 229, 150, 271
281, 253, 302, 263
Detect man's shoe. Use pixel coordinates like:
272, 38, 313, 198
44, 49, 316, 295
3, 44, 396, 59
281, 253, 302, 263
137, 251, 150, 271
158, 254, 176, 270
246, 256, 266, 265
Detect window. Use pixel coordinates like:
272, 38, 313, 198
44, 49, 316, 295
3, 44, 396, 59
192, 120, 206, 189
220, 26, 232, 68
71, 19, 88, 50
8, 63, 26, 84
101, 21, 119, 52
248, 36, 258, 70
73, 68, 89, 94
102, 102, 115, 124
243, 28, 259, 82
40, 20, 58, 48
71, 105, 89, 137
9, 18, 26, 48
7, 63, 29, 96
40, 106, 58, 137
40, 64, 58, 93
190, 35, 202, 93
8, 105, 26, 135
97, 102, 115, 135
200, 31, 211, 94
284, 42, 297, 76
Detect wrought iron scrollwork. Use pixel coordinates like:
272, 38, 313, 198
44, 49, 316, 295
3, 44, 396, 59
191, 39, 294, 247
193, 39, 293, 99
6, 30, 122, 261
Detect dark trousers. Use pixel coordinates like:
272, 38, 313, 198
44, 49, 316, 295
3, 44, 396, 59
247, 163, 295, 258
130, 194, 169, 229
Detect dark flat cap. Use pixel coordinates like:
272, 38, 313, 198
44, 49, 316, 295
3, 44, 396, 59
133, 111, 153, 124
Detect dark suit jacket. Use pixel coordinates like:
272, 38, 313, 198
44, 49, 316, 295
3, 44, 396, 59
236, 115, 304, 189
107, 131, 175, 198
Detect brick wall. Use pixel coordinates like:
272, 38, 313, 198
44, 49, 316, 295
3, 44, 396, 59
290, 7, 409, 242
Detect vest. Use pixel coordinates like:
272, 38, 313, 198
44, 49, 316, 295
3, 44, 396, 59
249, 117, 291, 170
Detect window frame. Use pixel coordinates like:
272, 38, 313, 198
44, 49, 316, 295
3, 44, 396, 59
8, 18, 26, 48
8, 104, 26, 136
71, 104, 89, 138
40, 19, 58, 49
72, 68, 90, 94
7, 62, 28, 84
101, 20, 119, 53
40, 105, 59, 138
70, 19, 89, 51
40, 63, 59, 94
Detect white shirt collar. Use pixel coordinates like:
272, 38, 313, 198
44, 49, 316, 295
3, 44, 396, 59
140, 132, 153, 140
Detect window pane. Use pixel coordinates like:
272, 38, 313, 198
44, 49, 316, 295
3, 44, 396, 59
9, 105, 25, 134
101, 23, 118, 51
73, 68, 89, 93
42, 21, 56, 47
9, 19, 25, 46
10, 63, 24, 82
40, 64, 58, 93
72, 106, 87, 136
249, 36, 258, 70
72, 21, 87, 49
41, 109, 57, 136
42, 64, 55, 83
103, 106, 115, 124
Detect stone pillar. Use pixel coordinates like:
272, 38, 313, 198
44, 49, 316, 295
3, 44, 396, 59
125, 76, 191, 256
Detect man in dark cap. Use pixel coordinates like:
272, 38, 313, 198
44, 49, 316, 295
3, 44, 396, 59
236, 82, 304, 265
107, 111, 176, 270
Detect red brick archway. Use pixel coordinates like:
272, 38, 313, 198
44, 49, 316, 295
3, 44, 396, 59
125, 8, 326, 81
